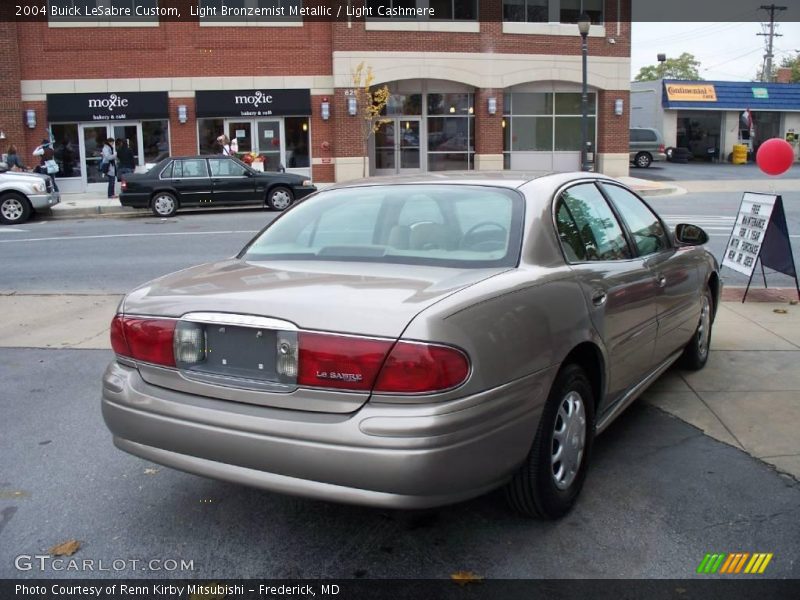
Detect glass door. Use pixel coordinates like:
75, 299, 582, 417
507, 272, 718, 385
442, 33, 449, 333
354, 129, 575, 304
226, 121, 252, 157
82, 125, 108, 184
373, 118, 422, 175
255, 120, 283, 171
81, 122, 143, 190
398, 118, 421, 172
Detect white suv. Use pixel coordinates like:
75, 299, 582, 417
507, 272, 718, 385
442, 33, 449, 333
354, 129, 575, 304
0, 164, 60, 225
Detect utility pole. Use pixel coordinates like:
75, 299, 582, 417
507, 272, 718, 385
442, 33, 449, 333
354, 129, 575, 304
758, 4, 786, 82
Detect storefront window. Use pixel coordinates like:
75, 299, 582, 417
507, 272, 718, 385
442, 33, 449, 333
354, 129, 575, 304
285, 117, 310, 169
503, 92, 596, 160
559, 0, 602, 24
142, 120, 170, 163
384, 94, 423, 116
51, 124, 80, 178
503, 0, 602, 23
503, 0, 548, 22
427, 93, 474, 171
198, 119, 225, 155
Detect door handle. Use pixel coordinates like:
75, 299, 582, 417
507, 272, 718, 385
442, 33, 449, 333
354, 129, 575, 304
657, 274, 667, 288
591, 290, 607, 306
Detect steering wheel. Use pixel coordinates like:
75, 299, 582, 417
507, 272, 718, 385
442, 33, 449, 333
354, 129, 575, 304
460, 221, 508, 252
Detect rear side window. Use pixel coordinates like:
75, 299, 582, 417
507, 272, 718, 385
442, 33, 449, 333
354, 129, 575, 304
242, 185, 524, 268
556, 183, 631, 262
630, 129, 657, 142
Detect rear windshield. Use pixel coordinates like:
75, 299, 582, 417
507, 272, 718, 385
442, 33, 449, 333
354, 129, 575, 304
241, 184, 525, 268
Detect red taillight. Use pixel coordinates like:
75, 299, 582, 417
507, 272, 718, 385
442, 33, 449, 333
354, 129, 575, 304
298, 332, 392, 391
297, 332, 469, 394
658, 144, 665, 153
374, 341, 469, 393
120, 180, 127, 191
110, 315, 176, 367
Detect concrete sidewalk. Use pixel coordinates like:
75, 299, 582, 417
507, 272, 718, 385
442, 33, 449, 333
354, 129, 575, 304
1, 291, 798, 481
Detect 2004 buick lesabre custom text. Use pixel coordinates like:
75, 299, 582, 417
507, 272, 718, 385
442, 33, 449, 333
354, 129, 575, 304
102, 173, 719, 518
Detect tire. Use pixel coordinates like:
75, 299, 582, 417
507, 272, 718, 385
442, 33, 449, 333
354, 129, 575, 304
680, 288, 713, 371
151, 192, 178, 217
267, 186, 294, 211
0, 193, 33, 225
634, 152, 652, 168
505, 364, 595, 519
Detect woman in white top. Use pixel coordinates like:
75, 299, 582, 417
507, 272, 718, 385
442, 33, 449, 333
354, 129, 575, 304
101, 138, 118, 198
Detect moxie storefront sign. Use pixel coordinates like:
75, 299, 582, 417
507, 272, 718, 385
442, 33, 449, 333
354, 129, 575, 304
47, 92, 169, 122
195, 89, 311, 118
665, 84, 717, 102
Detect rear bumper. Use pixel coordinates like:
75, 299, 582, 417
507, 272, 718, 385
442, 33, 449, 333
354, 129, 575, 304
119, 193, 149, 208
101, 360, 552, 509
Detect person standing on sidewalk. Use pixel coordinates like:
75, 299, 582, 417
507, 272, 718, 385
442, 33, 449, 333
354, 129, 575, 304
116, 138, 135, 180
101, 137, 118, 198
32, 138, 59, 192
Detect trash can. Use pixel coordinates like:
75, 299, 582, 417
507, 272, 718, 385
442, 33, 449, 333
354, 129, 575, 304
732, 144, 748, 165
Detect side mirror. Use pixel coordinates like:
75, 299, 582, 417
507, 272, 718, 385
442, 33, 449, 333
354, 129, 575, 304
674, 223, 709, 246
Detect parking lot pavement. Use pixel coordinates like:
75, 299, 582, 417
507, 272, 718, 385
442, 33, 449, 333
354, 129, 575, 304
1, 292, 798, 481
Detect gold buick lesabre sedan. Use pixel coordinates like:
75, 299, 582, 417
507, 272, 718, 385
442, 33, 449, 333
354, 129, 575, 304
102, 172, 719, 519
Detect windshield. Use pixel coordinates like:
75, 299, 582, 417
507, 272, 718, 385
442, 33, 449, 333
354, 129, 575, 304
241, 184, 525, 268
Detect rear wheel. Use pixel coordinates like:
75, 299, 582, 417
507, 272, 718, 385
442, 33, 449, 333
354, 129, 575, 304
505, 364, 595, 519
634, 152, 652, 168
267, 186, 294, 211
680, 288, 713, 370
151, 192, 178, 217
0, 193, 32, 225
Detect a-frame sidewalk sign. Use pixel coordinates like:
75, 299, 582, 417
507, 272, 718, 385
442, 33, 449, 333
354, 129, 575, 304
721, 192, 800, 303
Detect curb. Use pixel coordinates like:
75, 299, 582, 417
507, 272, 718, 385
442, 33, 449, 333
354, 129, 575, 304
46, 206, 141, 220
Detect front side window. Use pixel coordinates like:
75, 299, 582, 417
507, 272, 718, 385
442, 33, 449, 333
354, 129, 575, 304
556, 183, 631, 262
242, 185, 524, 268
601, 184, 669, 256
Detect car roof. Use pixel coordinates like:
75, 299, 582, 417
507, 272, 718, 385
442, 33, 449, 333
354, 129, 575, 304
324, 171, 616, 191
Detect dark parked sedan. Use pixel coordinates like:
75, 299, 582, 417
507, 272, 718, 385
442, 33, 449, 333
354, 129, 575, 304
120, 156, 316, 217
103, 172, 719, 518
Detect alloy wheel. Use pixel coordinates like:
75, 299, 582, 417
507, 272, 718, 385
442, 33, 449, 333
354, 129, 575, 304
1, 198, 23, 222
551, 390, 586, 490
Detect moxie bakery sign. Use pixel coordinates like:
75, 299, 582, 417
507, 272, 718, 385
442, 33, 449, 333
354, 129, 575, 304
195, 89, 311, 118
47, 92, 169, 122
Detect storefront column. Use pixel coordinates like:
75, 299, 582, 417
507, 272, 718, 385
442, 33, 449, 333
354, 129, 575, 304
332, 88, 367, 182
596, 89, 630, 177
168, 97, 197, 156
311, 94, 335, 183
474, 88, 504, 171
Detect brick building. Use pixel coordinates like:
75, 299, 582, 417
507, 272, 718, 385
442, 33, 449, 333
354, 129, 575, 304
2, 0, 631, 193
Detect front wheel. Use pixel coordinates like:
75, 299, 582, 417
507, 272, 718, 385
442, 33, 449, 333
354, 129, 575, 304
0, 193, 33, 225
151, 192, 178, 218
634, 152, 652, 168
680, 288, 714, 370
505, 364, 595, 519
267, 186, 294, 211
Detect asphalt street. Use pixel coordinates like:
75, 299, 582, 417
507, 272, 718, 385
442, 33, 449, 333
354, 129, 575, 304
1, 190, 798, 292
0, 348, 798, 579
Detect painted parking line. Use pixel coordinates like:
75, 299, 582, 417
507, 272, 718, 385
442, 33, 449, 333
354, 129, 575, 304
0, 228, 28, 233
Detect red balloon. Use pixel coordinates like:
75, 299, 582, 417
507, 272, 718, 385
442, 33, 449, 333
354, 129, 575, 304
756, 138, 795, 176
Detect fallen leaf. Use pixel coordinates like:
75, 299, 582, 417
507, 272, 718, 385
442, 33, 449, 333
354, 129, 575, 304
790, 300, 798, 306
450, 571, 484, 586
773, 308, 788, 314
49, 539, 81, 556
143, 468, 160, 475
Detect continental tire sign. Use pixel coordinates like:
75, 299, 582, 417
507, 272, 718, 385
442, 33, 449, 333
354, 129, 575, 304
665, 84, 717, 102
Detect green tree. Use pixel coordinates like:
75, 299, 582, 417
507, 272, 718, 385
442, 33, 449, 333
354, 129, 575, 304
635, 53, 703, 82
